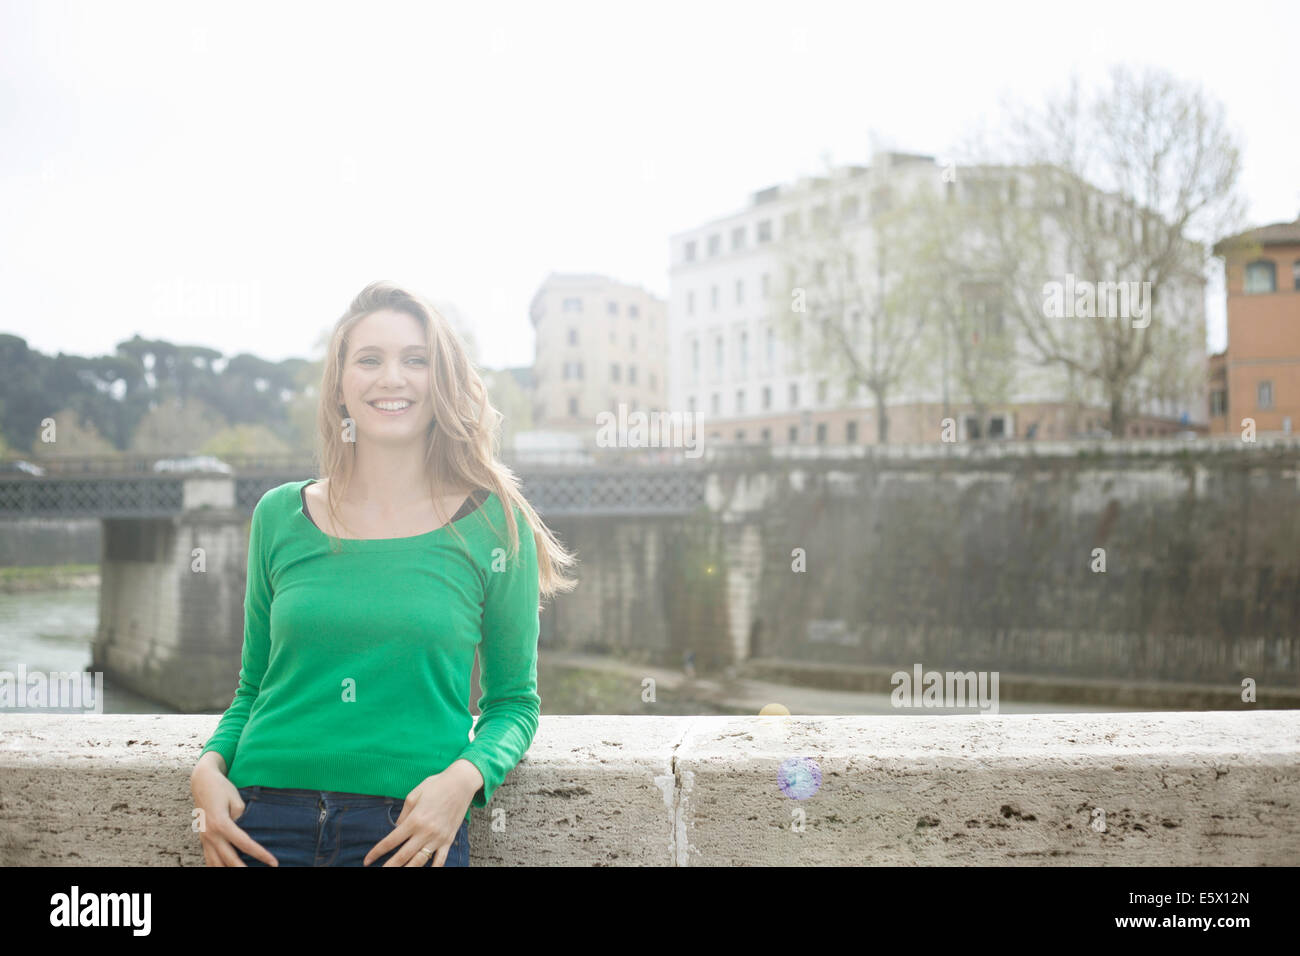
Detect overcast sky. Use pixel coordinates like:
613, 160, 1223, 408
2, 0, 1296, 368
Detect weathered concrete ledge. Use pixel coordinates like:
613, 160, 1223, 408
1, 713, 1297, 865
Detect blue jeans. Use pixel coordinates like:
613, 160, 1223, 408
232, 786, 470, 867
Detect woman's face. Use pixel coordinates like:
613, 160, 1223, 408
338, 308, 436, 444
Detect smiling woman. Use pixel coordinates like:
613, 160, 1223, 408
190, 280, 578, 868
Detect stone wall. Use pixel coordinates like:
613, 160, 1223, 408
726, 451, 1300, 687
1, 713, 1296, 865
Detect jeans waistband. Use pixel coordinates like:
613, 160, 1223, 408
239, 785, 400, 807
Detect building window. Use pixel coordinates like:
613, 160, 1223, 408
688, 395, 696, 414
735, 278, 743, 304
740, 331, 748, 378
761, 427, 770, 442
841, 196, 859, 220
608, 301, 618, 315
846, 421, 858, 442
761, 273, 769, 297
692, 338, 699, 380
629, 304, 639, 318
766, 326, 774, 370
788, 425, 798, 443
736, 389, 744, 414
708, 234, 720, 256
783, 211, 800, 237
711, 285, 719, 310
1259, 380, 1274, 409
687, 290, 694, 315
732, 226, 746, 250
567, 328, 578, 345
1210, 390, 1227, 416
817, 379, 828, 404
789, 383, 799, 407
562, 297, 583, 312
684, 241, 696, 263
815, 423, 827, 442
762, 385, 771, 409
757, 220, 772, 242
715, 336, 724, 375
811, 205, 828, 229
611, 363, 621, 383
711, 393, 720, 416
735, 430, 745, 442
568, 397, 578, 416
629, 365, 637, 385
1293, 259, 1300, 291
1245, 260, 1276, 294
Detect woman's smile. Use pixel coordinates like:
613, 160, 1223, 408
367, 398, 415, 416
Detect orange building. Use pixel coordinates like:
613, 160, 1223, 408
1213, 215, 1300, 436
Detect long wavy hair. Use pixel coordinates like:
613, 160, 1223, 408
313, 280, 578, 602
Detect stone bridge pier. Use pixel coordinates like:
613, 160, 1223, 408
94, 477, 248, 711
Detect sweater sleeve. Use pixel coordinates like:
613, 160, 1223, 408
456, 504, 541, 808
199, 489, 274, 772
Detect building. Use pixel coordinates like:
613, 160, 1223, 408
668, 151, 1206, 446
1212, 216, 1300, 436
528, 273, 668, 432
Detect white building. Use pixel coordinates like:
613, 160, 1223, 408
667, 151, 1207, 445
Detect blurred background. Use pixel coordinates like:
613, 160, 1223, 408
2, 0, 1297, 717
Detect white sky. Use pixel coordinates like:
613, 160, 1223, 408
2, 0, 1296, 367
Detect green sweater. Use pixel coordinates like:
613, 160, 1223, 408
200, 479, 541, 825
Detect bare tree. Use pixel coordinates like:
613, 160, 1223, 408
961, 66, 1244, 436
908, 181, 1018, 439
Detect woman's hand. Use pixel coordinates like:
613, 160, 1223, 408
191, 753, 279, 867
366, 760, 482, 867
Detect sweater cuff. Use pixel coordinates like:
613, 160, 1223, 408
199, 740, 237, 774
454, 749, 494, 808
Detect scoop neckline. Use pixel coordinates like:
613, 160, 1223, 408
297, 478, 491, 549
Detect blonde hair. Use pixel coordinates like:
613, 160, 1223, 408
313, 280, 578, 602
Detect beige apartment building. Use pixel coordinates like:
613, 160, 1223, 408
528, 273, 668, 432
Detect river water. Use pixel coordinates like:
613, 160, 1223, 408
0, 587, 184, 714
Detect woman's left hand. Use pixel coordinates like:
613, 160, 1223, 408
365, 760, 481, 867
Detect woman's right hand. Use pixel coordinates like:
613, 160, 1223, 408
191, 755, 278, 867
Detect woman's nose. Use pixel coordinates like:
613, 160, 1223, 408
378, 361, 407, 385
